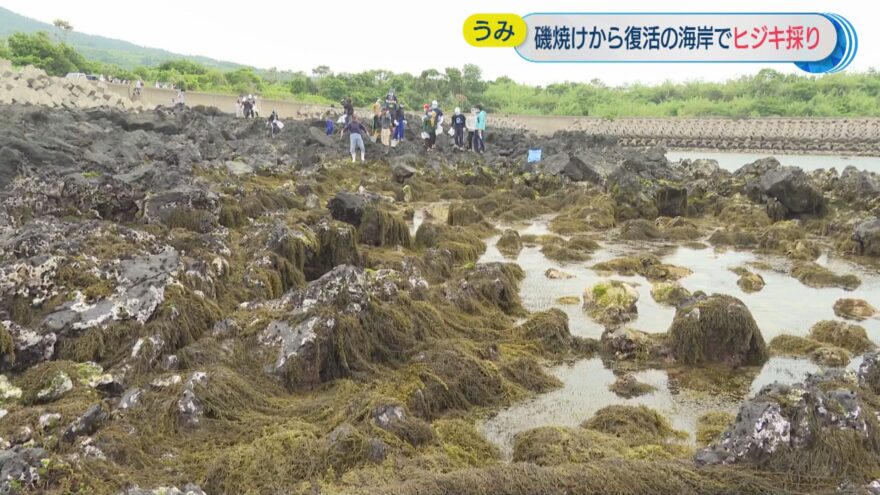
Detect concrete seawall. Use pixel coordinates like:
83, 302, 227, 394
72, 81, 880, 157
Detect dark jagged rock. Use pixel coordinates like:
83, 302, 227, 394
62, 403, 109, 442
746, 166, 825, 216
327, 191, 372, 227
853, 218, 880, 257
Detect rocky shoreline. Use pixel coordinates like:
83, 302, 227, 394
3, 62, 878, 157
0, 81, 879, 494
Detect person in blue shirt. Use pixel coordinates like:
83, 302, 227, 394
474, 104, 487, 154
451, 107, 466, 149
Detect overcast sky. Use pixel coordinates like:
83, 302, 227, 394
2, 1, 878, 86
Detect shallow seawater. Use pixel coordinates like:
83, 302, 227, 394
477, 219, 880, 456
666, 150, 880, 173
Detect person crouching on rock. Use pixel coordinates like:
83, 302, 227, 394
342, 115, 368, 163
267, 110, 283, 138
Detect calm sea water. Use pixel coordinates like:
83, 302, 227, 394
667, 151, 880, 173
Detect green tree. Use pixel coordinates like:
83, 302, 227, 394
52, 19, 73, 43
7, 32, 90, 76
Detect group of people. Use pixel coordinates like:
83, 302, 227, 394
236, 95, 260, 119
335, 91, 488, 163
421, 102, 487, 153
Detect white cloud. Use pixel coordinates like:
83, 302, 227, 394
2, 0, 877, 86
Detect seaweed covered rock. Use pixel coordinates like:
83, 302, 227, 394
408, 348, 508, 418
853, 218, 880, 257
833, 298, 878, 321
695, 376, 880, 480
512, 426, 627, 465
539, 235, 599, 262
357, 206, 411, 248
446, 203, 484, 227
444, 262, 524, 315
259, 265, 423, 389
601, 327, 667, 361
544, 268, 573, 279
619, 219, 663, 241
791, 262, 861, 291
668, 294, 768, 366
650, 281, 692, 307
414, 222, 485, 264
496, 229, 523, 257
696, 411, 736, 448
808, 320, 876, 354
591, 254, 691, 282
583, 280, 639, 327
609, 373, 656, 398
730, 267, 765, 293
654, 185, 688, 218
517, 308, 592, 356
582, 405, 685, 447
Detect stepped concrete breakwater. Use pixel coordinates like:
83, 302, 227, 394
1, 62, 879, 155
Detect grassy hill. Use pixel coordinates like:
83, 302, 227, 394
0, 6, 246, 71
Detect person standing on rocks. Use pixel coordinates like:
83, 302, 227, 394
422, 107, 437, 152
341, 96, 354, 125
342, 115, 368, 163
392, 105, 405, 146
451, 107, 466, 150
372, 99, 382, 138
380, 108, 393, 147
474, 104, 487, 153
465, 108, 477, 151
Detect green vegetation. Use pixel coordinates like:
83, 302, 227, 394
3, 26, 880, 116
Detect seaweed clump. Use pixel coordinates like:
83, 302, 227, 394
609, 373, 656, 398
512, 426, 627, 465
667, 294, 768, 366
496, 229, 523, 257
581, 405, 686, 447
591, 254, 691, 282
791, 262, 861, 290
808, 320, 876, 354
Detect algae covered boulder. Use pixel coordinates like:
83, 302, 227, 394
446, 202, 484, 227
650, 281, 691, 307
730, 267, 765, 293
668, 294, 768, 366
833, 298, 878, 321
696, 375, 880, 480
609, 373, 656, 398
808, 320, 875, 354
746, 165, 825, 216
496, 229, 523, 257
791, 261, 860, 291
853, 218, 880, 257
583, 280, 639, 327
518, 308, 593, 356
582, 405, 685, 447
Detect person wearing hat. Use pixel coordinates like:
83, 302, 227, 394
451, 107, 466, 149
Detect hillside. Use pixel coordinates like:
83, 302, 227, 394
0, 5, 245, 71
